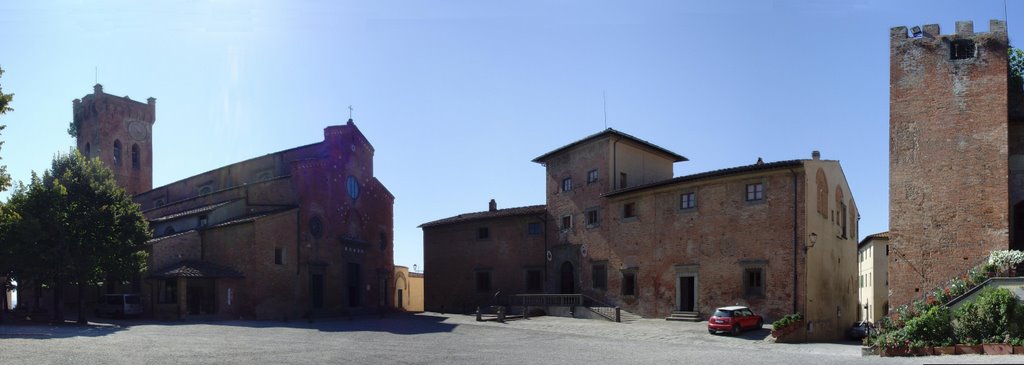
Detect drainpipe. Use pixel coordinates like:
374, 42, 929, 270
790, 168, 799, 314
543, 211, 549, 293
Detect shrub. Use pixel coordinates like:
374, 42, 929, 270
989, 250, 1024, 268
902, 306, 954, 347
771, 312, 803, 331
954, 288, 1021, 344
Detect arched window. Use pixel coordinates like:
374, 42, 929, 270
131, 144, 140, 169
816, 168, 828, 217
163, 226, 175, 236
113, 140, 122, 166
84, 142, 91, 158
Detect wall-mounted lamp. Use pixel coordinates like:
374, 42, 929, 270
808, 233, 818, 248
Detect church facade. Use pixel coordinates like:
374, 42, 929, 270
73, 84, 395, 320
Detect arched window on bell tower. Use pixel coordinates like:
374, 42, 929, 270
131, 143, 140, 169
113, 140, 122, 166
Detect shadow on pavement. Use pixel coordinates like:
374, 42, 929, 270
74, 312, 458, 336
0, 316, 127, 340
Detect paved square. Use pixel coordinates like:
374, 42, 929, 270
0, 313, 1020, 364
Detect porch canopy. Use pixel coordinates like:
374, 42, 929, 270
148, 260, 244, 279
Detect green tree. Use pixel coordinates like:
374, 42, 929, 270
0, 66, 15, 322
6, 151, 150, 323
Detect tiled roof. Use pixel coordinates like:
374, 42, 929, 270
146, 229, 198, 245
208, 208, 296, 229
859, 231, 889, 247
419, 205, 546, 228
149, 200, 238, 223
532, 128, 687, 163
148, 260, 244, 278
603, 160, 805, 198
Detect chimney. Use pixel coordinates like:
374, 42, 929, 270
94, 83, 103, 95
755, 157, 764, 166
488, 199, 497, 212
812, 150, 821, 160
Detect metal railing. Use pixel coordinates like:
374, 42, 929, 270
511, 293, 622, 322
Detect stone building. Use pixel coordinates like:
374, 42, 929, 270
889, 20, 1024, 308
422, 129, 859, 341
73, 85, 395, 319
857, 232, 888, 323
394, 265, 424, 312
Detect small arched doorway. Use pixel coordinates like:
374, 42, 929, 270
560, 261, 575, 294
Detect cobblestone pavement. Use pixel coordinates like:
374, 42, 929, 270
0, 313, 1021, 364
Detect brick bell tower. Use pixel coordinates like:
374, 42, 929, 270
889, 20, 1010, 308
72, 84, 155, 195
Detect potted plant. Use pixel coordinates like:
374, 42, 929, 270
983, 336, 1013, 355
1011, 338, 1024, 354
934, 338, 956, 355
908, 340, 933, 356
955, 341, 984, 355
770, 312, 803, 338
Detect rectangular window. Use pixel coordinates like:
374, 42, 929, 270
592, 264, 607, 291
198, 215, 208, 227
587, 169, 599, 184
745, 183, 764, 201
743, 268, 764, 297
886, 244, 889, 256
950, 39, 975, 60
623, 202, 637, 219
161, 279, 178, 304
562, 177, 573, 192
476, 271, 492, 292
478, 227, 490, 240
526, 270, 542, 293
586, 209, 599, 227
620, 173, 628, 189
561, 215, 572, 231
527, 222, 542, 236
274, 247, 283, 265
679, 192, 696, 209
839, 202, 848, 238
621, 271, 637, 296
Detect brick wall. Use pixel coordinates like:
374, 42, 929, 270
889, 20, 1011, 308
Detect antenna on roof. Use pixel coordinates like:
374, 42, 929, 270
603, 90, 608, 129
348, 105, 354, 121
94, 66, 98, 84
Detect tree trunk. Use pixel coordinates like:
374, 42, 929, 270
0, 279, 7, 324
51, 275, 63, 323
77, 281, 86, 324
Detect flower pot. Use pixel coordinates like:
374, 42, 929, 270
1013, 345, 1024, 354
881, 347, 910, 357
909, 347, 934, 356
955, 344, 984, 355
933, 346, 955, 355
982, 343, 1012, 355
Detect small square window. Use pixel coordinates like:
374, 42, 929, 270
274, 247, 283, 265
527, 222, 542, 235
561, 215, 572, 231
198, 215, 208, 227
562, 177, 573, 192
478, 227, 490, 240
476, 271, 492, 292
745, 183, 764, 201
620, 173, 628, 189
623, 202, 637, 219
587, 169, 599, 184
950, 39, 975, 60
586, 209, 599, 227
679, 192, 696, 210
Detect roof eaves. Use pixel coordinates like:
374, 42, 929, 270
531, 128, 686, 164
603, 160, 805, 198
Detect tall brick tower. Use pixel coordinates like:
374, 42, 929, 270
889, 20, 1010, 308
72, 84, 155, 195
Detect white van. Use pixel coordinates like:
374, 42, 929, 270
96, 294, 142, 318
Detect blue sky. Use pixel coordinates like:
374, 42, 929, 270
0, 0, 1019, 272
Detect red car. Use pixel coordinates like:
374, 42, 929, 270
707, 306, 764, 335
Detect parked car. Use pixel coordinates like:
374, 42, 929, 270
846, 321, 874, 340
708, 306, 763, 335
95, 294, 142, 318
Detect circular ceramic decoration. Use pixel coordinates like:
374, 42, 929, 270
128, 120, 149, 141
546, 250, 553, 261
347, 176, 360, 200
580, 244, 588, 257
309, 216, 323, 238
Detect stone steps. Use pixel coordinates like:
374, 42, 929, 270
665, 311, 702, 322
